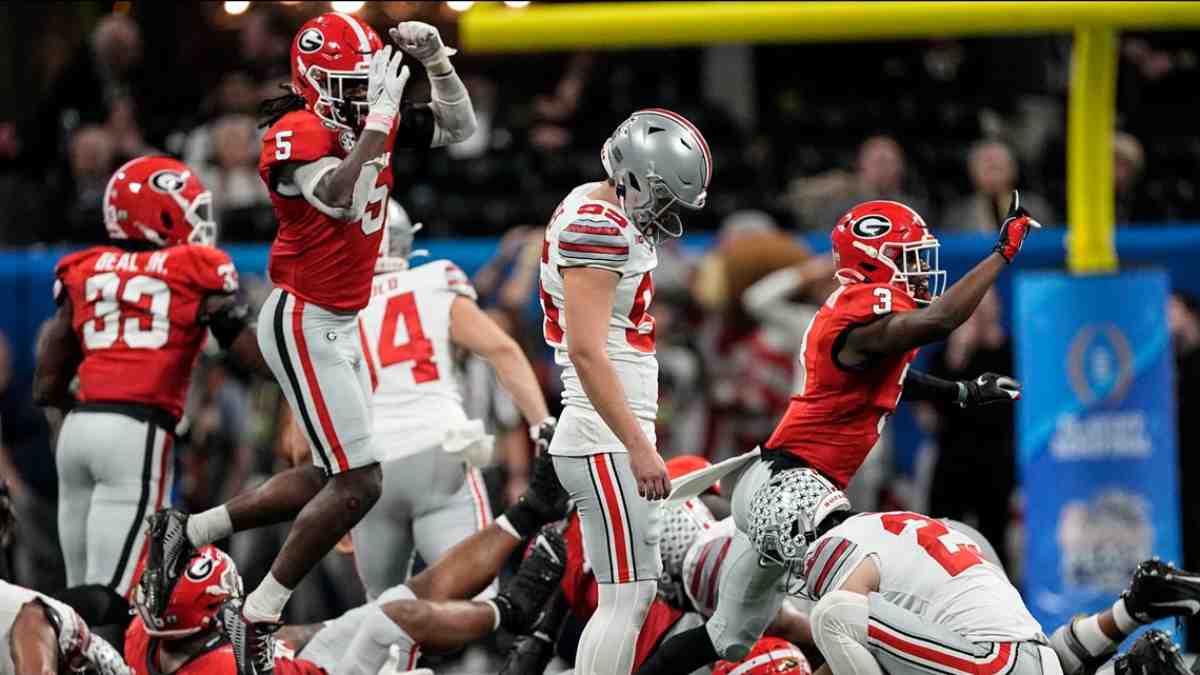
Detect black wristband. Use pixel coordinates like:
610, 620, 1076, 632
205, 301, 251, 350
902, 370, 963, 403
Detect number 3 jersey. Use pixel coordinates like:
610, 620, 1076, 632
259, 108, 433, 313
53, 243, 239, 420
539, 182, 658, 456
356, 260, 477, 461
766, 281, 919, 487
803, 512, 1042, 643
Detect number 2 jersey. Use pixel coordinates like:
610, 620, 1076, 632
259, 108, 434, 313
802, 512, 1043, 643
539, 182, 658, 456
356, 260, 477, 460
765, 282, 919, 487
54, 244, 239, 420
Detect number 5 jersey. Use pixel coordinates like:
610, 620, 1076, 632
539, 182, 658, 456
53, 243, 239, 420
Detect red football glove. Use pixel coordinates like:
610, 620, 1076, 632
993, 190, 1042, 263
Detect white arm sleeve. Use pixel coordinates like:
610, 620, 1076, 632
294, 156, 387, 222
427, 65, 477, 148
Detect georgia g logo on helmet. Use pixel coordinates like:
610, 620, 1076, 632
185, 555, 215, 583
149, 170, 186, 194
298, 28, 324, 53
850, 214, 892, 239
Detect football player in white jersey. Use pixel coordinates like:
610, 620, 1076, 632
354, 201, 555, 600
540, 108, 711, 675
0, 579, 129, 675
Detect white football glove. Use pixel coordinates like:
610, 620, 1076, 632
388, 21, 456, 67
365, 45, 410, 134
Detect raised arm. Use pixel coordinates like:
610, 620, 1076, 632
840, 191, 1039, 365
389, 22, 477, 147
562, 267, 669, 499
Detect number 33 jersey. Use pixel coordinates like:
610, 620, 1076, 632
54, 243, 239, 419
766, 281, 919, 487
356, 260, 477, 460
540, 182, 658, 455
804, 512, 1043, 643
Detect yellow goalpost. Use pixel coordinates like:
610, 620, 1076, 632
462, 1, 1200, 273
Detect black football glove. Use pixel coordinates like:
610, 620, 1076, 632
529, 416, 557, 456
993, 190, 1042, 263
959, 373, 1021, 408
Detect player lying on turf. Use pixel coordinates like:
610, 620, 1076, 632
2, 578, 130, 675
128, 456, 570, 675
639, 194, 1040, 673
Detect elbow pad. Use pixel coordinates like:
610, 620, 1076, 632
205, 300, 251, 350
428, 67, 477, 147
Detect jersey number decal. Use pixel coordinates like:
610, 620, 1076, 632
274, 131, 293, 161
361, 184, 389, 235
83, 273, 171, 350
872, 287, 893, 315
377, 291, 439, 383
880, 512, 983, 577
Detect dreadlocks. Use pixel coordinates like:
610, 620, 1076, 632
258, 84, 306, 129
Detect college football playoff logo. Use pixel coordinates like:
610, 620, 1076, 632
298, 28, 324, 53
850, 215, 892, 239
148, 170, 185, 193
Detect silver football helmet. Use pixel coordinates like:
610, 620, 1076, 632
601, 108, 711, 243
657, 498, 716, 607
376, 199, 428, 273
748, 468, 850, 589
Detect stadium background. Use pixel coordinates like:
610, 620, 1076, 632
1, 1, 1199, 671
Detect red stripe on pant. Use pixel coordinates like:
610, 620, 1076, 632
868, 622, 1015, 675
357, 317, 379, 392
291, 296, 350, 472
126, 431, 174, 599
592, 454, 633, 583
466, 469, 491, 530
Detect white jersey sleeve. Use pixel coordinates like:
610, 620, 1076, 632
682, 517, 738, 617
540, 183, 659, 456
804, 512, 1043, 644
0, 580, 78, 675
358, 260, 474, 461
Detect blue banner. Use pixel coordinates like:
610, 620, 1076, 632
1016, 270, 1182, 641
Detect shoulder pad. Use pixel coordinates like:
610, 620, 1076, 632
803, 535, 861, 599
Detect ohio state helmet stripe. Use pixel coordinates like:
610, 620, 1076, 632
334, 11, 371, 53
639, 107, 712, 188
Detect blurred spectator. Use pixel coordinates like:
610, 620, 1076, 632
59, 125, 118, 241
922, 289, 1015, 568
789, 135, 933, 230
195, 114, 270, 217
181, 71, 261, 164
1113, 131, 1166, 225
1169, 292, 1200, 647
239, 9, 293, 83
943, 140, 1055, 231
8, 14, 143, 173
180, 358, 255, 510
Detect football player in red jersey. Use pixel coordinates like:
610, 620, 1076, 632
31, 156, 263, 600
637, 193, 1040, 674
143, 14, 476, 674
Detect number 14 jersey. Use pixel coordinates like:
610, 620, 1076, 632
540, 182, 658, 456
356, 260, 477, 461
54, 243, 239, 419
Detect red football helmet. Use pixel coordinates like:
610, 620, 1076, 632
104, 156, 215, 247
712, 638, 812, 675
666, 454, 721, 495
290, 12, 384, 132
830, 200, 945, 304
134, 545, 242, 639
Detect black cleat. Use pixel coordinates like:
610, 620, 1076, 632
142, 508, 194, 616
493, 525, 567, 633
502, 452, 569, 538
217, 599, 278, 675
1113, 629, 1191, 675
1123, 559, 1200, 623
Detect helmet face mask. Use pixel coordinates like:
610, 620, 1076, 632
882, 240, 945, 304
307, 66, 371, 133
831, 200, 945, 305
